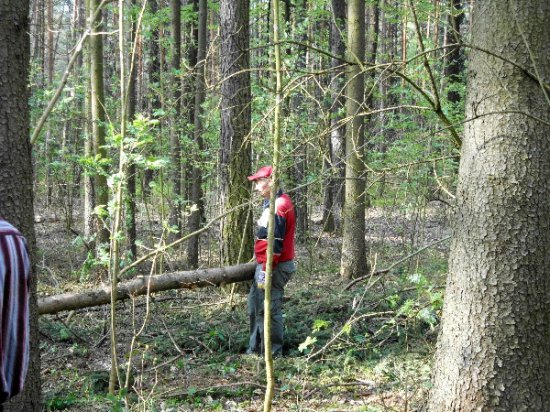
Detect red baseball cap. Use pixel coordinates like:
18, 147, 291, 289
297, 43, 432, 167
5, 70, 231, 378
247, 165, 273, 181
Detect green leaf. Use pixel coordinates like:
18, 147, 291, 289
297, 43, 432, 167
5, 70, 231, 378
342, 322, 352, 335
93, 204, 108, 219
312, 319, 330, 332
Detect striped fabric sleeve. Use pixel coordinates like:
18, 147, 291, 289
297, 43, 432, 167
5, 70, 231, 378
0, 220, 31, 402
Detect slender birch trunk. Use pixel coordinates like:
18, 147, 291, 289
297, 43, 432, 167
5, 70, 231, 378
263, 0, 284, 409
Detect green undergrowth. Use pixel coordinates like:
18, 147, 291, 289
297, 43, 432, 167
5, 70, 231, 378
40, 231, 448, 411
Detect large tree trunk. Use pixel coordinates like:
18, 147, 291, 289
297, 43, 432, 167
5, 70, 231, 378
428, 1, 550, 410
39, 263, 256, 315
340, 0, 367, 280
219, 0, 253, 266
0, 1, 41, 409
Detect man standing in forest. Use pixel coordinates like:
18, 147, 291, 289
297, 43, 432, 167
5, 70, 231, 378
0, 219, 31, 409
246, 166, 296, 357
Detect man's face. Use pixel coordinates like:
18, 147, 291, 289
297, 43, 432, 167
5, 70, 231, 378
254, 178, 271, 199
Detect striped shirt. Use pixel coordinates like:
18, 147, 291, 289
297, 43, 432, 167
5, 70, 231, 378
0, 219, 30, 402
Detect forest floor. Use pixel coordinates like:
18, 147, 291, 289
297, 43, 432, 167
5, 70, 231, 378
37, 202, 450, 411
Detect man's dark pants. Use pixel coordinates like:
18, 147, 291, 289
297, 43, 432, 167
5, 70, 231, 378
247, 260, 295, 356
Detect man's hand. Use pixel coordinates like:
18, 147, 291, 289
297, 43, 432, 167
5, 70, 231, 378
255, 270, 266, 289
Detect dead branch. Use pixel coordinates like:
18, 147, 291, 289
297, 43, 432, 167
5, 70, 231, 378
165, 381, 268, 398
38, 263, 256, 315
344, 236, 451, 291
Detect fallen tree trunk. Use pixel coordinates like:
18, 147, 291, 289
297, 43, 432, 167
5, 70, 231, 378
38, 262, 256, 315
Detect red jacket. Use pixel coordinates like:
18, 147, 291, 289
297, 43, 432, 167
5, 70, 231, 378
254, 191, 295, 270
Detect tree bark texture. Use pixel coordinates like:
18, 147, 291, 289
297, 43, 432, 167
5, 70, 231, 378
277, 0, 307, 242
168, 0, 183, 240
340, 0, 367, 280
83, 0, 95, 241
44, 0, 54, 206
39, 263, 256, 315
89, 0, 110, 248
30, 0, 44, 75
186, 0, 207, 269
428, 1, 550, 410
181, 0, 198, 211
323, 0, 346, 233
143, 0, 161, 199
289, 0, 308, 243
444, 0, 465, 104
0, 2, 41, 409
219, 0, 253, 266
126, 0, 138, 259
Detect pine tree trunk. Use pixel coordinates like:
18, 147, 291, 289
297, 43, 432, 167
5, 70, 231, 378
186, 0, 207, 269
168, 0, 182, 240
30, 0, 44, 70
289, 0, 308, 243
428, 1, 550, 410
83, 0, 96, 242
143, 0, 161, 200
89, 0, 110, 251
323, 0, 346, 233
126, 0, 138, 259
44, 0, 54, 207
340, 0, 367, 280
0, 1, 41, 409
365, 0, 379, 200
181, 0, 198, 218
83, 6, 95, 242
444, 0, 464, 104
219, 0, 253, 266
376, 0, 387, 148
